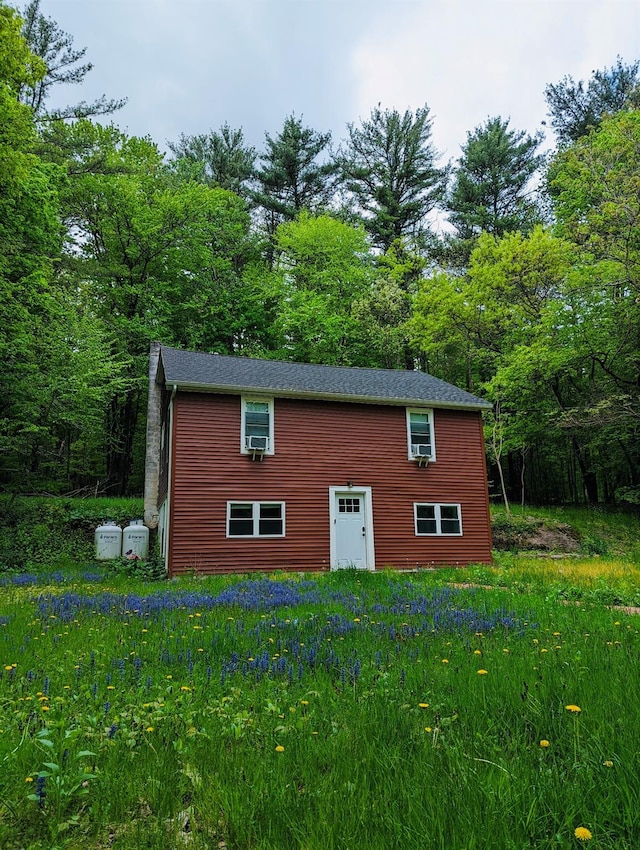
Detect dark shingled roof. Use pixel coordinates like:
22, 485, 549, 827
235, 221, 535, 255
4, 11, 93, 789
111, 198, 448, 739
157, 345, 491, 410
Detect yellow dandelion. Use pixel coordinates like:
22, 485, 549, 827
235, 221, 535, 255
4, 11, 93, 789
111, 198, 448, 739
565, 704, 582, 713
41, 705, 50, 711
353, 618, 361, 623
424, 726, 432, 733
180, 686, 192, 692
441, 658, 449, 664
603, 760, 613, 768
539, 739, 550, 748
25, 776, 34, 783
146, 726, 154, 732
418, 703, 429, 709
574, 826, 592, 841
300, 700, 309, 706
106, 685, 115, 690
275, 745, 285, 752
473, 650, 482, 655
4, 665, 13, 671
477, 669, 488, 675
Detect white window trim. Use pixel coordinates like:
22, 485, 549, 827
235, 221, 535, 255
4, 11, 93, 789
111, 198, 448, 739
241, 396, 275, 456
414, 503, 462, 536
406, 408, 436, 462
226, 501, 285, 538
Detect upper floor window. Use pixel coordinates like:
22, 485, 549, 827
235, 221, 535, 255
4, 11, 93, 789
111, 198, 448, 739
406, 408, 436, 461
241, 397, 274, 455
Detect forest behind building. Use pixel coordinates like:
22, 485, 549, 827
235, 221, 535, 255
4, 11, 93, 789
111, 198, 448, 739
2, 0, 640, 508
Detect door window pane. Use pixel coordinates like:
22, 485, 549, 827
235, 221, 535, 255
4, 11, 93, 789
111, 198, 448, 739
339, 498, 360, 513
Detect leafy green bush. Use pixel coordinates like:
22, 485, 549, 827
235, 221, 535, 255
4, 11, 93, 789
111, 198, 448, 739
0, 496, 144, 571
103, 548, 166, 581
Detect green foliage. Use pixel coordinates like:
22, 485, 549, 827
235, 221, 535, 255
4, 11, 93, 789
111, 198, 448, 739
1, 1, 639, 511
168, 122, 257, 195
544, 56, 640, 145
490, 513, 547, 551
446, 116, 544, 248
1, 570, 640, 847
0, 495, 143, 571
491, 504, 640, 559
337, 104, 446, 251
105, 547, 166, 581
19, 0, 125, 120
271, 212, 374, 364
55, 119, 271, 490
27, 726, 97, 841
251, 113, 335, 246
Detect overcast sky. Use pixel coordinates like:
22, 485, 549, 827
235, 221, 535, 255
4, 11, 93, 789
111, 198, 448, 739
41, 0, 639, 165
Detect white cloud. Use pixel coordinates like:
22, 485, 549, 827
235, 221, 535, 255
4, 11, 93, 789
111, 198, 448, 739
350, 0, 639, 160
38, 0, 640, 156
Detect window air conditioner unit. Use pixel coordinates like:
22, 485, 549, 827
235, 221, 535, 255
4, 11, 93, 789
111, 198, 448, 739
411, 444, 431, 458
246, 436, 268, 452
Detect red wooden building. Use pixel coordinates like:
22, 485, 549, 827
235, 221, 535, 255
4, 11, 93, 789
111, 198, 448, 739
144, 344, 493, 575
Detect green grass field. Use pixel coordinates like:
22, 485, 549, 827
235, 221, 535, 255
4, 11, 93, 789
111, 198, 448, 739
1, 560, 639, 849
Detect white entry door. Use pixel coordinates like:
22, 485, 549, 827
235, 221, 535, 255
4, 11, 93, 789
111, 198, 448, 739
330, 488, 374, 570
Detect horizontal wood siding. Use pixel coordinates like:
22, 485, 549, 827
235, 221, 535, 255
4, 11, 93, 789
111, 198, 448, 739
168, 393, 492, 575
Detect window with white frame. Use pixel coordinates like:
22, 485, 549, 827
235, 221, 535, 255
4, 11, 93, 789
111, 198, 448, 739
241, 397, 274, 454
414, 503, 462, 536
227, 502, 285, 537
406, 408, 435, 461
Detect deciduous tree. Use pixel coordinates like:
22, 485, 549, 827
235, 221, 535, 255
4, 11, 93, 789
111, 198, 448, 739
271, 212, 373, 364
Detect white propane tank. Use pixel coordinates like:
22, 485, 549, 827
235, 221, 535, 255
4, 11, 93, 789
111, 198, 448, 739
122, 519, 149, 559
95, 522, 123, 560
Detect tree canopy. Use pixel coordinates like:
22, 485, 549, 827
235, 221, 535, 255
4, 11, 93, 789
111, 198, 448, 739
544, 57, 640, 146
336, 104, 446, 251
447, 117, 544, 244
1, 1, 638, 505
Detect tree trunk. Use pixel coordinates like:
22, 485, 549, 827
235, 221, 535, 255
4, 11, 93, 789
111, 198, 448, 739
571, 436, 598, 503
106, 388, 141, 495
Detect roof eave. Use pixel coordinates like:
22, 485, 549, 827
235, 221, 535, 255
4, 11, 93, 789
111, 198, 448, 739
160, 379, 492, 411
